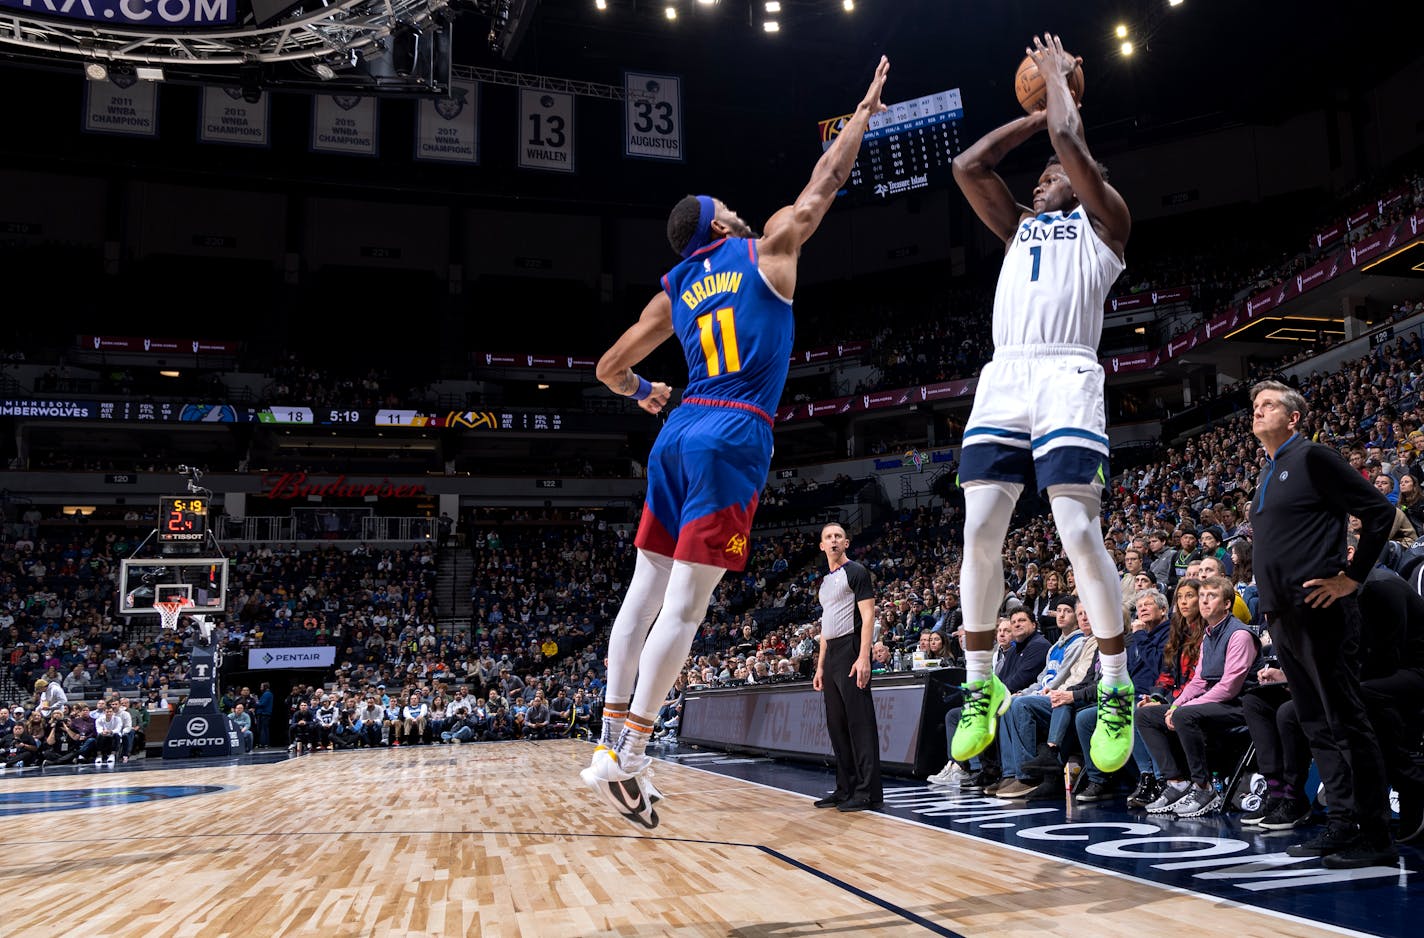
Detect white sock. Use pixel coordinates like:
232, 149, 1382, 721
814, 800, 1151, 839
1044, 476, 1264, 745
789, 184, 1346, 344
616, 714, 655, 761
964, 649, 993, 683
1169, 779, 1190, 793
1099, 650, 1128, 686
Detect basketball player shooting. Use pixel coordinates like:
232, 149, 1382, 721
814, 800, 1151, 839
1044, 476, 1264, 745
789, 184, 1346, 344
948, 34, 1135, 774
583, 56, 891, 829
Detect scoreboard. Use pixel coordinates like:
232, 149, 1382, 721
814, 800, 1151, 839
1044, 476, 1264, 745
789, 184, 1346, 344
819, 88, 964, 201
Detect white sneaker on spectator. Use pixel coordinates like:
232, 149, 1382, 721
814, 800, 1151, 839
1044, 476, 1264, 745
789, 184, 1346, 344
106, 755, 115, 765
581, 749, 659, 829
927, 760, 959, 786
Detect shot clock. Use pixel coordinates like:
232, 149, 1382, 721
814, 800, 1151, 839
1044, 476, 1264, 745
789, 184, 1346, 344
159, 496, 209, 552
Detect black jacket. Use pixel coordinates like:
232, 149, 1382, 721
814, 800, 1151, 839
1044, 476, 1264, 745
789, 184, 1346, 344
1251, 434, 1394, 615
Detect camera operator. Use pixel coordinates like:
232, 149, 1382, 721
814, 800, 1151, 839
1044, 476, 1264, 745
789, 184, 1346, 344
3, 715, 44, 769
40, 708, 83, 765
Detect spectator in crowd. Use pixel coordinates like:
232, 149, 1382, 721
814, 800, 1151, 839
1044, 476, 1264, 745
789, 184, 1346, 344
230, 702, 253, 753
1138, 575, 1259, 818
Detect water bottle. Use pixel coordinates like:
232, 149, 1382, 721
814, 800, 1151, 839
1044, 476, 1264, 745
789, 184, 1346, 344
892, 648, 903, 672
1064, 759, 1082, 794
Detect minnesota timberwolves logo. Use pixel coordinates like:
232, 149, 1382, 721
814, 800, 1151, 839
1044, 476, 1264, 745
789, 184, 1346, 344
434, 86, 469, 121
332, 94, 362, 111
0, 785, 223, 817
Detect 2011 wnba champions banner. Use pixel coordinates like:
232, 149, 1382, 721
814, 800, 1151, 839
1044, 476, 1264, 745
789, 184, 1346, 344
200, 87, 269, 147
624, 71, 683, 162
311, 94, 378, 156
84, 76, 158, 137
415, 80, 478, 164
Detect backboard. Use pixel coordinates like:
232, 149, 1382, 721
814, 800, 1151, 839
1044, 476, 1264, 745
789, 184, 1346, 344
119, 557, 229, 616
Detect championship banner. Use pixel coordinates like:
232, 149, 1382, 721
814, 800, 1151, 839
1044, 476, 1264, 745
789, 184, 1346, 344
248, 646, 336, 670
83, 76, 158, 137
416, 80, 479, 164
200, 86, 270, 147
311, 94, 378, 156
624, 71, 683, 162
517, 89, 574, 173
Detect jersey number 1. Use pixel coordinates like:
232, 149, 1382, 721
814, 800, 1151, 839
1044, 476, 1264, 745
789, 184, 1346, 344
697, 307, 741, 376
1028, 245, 1042, 282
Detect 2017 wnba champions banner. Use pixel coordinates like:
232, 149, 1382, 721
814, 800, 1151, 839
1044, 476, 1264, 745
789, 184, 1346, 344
416, 80, 479, 164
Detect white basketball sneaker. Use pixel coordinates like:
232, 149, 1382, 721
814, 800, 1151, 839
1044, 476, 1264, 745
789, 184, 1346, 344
581, 748, 659, 829
593, 743, 662, 803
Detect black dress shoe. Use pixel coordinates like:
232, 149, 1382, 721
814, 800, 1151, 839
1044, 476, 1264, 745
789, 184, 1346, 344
813, 795, 847, 808
836, 796, 883, 813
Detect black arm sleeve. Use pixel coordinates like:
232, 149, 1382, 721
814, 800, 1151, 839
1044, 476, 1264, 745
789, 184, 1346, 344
1310, 447, 1396, 582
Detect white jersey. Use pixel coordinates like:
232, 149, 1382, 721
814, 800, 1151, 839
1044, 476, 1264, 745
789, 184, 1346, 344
991, 208, 1124, 350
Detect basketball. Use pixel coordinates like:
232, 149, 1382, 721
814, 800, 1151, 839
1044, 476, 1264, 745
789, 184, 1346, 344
1015, 54, 1085, 114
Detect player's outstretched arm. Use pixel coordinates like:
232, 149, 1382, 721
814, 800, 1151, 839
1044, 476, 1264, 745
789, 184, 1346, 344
760, 55, 890, 269
595, 291, 675, 414
952, 110, 1047, 243
1030, 33, 1131, 254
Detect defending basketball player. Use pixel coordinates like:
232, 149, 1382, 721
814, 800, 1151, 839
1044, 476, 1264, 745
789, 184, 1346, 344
582, 56, 891, 828
948, 34, 1135, 774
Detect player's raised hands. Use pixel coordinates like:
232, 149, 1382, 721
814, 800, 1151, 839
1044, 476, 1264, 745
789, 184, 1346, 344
857, 55, 890, 116
637, 382, 673, 415
1027, 33, 1080, 80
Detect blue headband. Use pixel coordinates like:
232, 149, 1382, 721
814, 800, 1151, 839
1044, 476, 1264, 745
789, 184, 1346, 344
680, 195, 717, 259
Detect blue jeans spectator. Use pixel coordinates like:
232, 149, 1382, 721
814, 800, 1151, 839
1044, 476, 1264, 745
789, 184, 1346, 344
442, 725, 475, 743
1002, 694, 1054, 780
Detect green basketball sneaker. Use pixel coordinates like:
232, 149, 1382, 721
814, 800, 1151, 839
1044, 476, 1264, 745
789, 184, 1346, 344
1091, 681, 1135, 773
950, 675, 1010, 761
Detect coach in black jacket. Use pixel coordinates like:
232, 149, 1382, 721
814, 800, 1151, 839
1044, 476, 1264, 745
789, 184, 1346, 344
1249, 380, 1396, 869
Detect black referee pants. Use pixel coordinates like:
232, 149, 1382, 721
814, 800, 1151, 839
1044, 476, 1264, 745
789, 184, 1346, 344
1270, 597, 1392, 838
822, 634, 882, 802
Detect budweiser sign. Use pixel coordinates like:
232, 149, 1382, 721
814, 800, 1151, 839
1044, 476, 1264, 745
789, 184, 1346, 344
261, 473, 427, 499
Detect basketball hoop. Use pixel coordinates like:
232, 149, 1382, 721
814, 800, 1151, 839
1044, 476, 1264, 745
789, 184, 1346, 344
154, 597, 195, 631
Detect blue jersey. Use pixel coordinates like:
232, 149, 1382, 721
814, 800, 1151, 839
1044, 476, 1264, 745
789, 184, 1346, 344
661, 237, 794, 419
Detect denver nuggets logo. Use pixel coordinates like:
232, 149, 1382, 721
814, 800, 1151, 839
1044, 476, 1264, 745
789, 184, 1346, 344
724, 534, 748, 557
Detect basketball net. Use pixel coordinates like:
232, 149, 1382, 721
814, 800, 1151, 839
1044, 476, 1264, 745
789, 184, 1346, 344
154, 597, 195, 631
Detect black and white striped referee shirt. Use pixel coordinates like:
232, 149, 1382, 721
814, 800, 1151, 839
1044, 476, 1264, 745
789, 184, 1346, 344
819, 560, 874, 640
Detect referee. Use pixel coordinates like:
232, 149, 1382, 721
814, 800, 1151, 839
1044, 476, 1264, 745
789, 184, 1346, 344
812, 522, 883, 812
1249, 380, 1397, 869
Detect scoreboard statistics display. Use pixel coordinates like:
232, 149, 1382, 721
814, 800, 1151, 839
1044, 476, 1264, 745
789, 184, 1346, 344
819, 89, 964, 200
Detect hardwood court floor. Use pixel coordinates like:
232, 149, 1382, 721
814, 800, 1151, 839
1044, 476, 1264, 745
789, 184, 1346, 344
0, 740, 1356, 938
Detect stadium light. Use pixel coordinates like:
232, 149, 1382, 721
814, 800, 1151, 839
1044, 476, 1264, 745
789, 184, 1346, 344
1114, 23, 1128, 38
1120, 40, 1134, 56
763, 19, 779, 31
765, 1, 780, 12
1168, 0, 1184, 6
842, 0, 853, 9
665, 4, 676, 20
595, 0, 606, 9
83, 62, 108, 80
